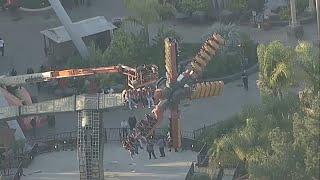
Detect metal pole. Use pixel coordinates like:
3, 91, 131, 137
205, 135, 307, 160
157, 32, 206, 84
290, 0, 298, 27
48, 0, 89, 58
316, 0, 320, 40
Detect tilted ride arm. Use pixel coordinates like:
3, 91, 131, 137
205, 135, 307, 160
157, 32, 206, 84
0, 65, 156, 87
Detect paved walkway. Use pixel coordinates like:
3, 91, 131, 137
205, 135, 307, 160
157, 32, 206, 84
22, 142, 196, 180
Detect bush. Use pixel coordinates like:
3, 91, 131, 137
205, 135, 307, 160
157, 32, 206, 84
178, 0, 210, 15
279, 7, 290, 21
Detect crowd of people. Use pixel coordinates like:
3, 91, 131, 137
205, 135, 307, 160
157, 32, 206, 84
121, 114, 172, 160
122, 87, 155, 110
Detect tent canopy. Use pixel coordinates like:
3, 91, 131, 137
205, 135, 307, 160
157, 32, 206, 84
40, 16, 116, 44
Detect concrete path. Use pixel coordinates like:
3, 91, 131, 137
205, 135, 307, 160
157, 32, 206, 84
22, 142, 196, 180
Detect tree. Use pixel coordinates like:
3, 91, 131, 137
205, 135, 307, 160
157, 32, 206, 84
104, 29, 147, 66
178, 0, 210, 15
257, 41, 294, 98
123, 0, 173, 44
293, 113, 320, 178
295, 41, 320, 93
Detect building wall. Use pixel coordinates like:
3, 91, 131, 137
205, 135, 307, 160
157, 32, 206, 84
48, 30, 112, 63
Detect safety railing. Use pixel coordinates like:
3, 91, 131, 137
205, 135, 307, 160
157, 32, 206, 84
0, 93, 124, 120
185, 162, 195, 180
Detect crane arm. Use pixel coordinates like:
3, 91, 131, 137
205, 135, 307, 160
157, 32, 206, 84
0, 65, 137, 87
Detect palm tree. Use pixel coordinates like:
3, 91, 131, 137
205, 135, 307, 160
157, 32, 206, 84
256, 41, 294, 98
123, 0, 175, 45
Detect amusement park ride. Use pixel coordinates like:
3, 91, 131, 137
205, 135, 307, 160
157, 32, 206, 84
0, 33, 224, 180
1, 1, 225, 179
123, 34, 225, 153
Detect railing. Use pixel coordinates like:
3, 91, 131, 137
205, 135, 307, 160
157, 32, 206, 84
185, 162, 195, 180
196, 143, 209, 167
0, 93, 124, 120
12, 162, 22, 180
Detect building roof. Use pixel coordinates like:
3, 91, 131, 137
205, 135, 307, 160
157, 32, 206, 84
40, 16, 116, 43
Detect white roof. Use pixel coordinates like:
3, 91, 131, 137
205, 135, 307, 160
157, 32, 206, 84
40, 16, 116, 43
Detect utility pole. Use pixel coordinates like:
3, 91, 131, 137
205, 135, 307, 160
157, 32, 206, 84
48, 0, 89, 58
316, 0, 320, 43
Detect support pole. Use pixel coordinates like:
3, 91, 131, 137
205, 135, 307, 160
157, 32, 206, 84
48, 0, 89, 58
78, 110, 104, 180
170, 105, 181, 150
316, 0, 320, 41
290, 0, 298, 27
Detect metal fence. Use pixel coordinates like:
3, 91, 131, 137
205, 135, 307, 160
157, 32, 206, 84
185, 162, 195, 180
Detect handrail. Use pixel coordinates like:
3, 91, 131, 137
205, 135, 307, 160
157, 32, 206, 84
185, 162, 195, 180
0, 93, 124, 121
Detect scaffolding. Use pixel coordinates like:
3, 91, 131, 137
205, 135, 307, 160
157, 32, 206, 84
78, 110, 104, 180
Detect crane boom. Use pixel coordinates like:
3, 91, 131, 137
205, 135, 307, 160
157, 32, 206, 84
0, 65, 158, 88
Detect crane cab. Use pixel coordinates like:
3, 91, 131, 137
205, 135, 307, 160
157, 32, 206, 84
128, 65, 159, 89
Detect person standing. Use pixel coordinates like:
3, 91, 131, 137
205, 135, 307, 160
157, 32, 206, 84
241, 70, 248, 91
128, 116, 137, 131
127, 90, 138, 110
146, 140, 157, 159
146, 87, 154, 109
30, 118, 36, 137
157, 137, 166, 157
120, 120, 128, 139
0, 38, 4, 56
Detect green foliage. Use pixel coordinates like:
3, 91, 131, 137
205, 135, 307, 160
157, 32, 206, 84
202, 90, 320, 179
257, 41, 294, 98
296, 0, 309, 13
105, 29, 147, 66
293, 114, 320, 178
157, 3, 176, 20
201, 23, 257, 78
198, 114, 244, 144
279, 7, 290, 21
124, 0, 162, 25
178, 0, 210, 15
295, 41, 320, 93
227, 0, 248, 13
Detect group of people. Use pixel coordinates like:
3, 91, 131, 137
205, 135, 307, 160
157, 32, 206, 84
122, 87, 155, 110
122, 114, 169, 160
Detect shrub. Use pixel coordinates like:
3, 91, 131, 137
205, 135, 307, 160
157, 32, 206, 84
178, 0, 210, 15
279, 7, 290, 21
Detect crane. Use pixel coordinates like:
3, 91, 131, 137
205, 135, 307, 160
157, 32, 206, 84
123, 33, 225, 153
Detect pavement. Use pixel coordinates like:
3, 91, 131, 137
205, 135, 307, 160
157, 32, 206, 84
22, 142, 196, 180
